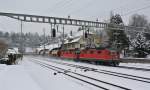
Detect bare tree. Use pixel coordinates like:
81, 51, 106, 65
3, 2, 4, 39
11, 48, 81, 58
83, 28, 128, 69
128, 14, 150, 57
128, 14, 148, 39
129, 14, 148, 27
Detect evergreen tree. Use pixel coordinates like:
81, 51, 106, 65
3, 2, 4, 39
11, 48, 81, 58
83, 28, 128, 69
107, 14, 129, 51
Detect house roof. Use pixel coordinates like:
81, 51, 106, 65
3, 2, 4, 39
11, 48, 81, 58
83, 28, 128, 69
64, 36, 81, 44
64, 30, 96, 44
37, 43, 60, 51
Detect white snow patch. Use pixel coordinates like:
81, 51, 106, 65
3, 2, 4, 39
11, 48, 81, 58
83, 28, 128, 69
0, 65, 42, 90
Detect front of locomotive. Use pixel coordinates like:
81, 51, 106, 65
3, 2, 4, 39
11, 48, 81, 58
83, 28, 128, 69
109, 50, 120, 66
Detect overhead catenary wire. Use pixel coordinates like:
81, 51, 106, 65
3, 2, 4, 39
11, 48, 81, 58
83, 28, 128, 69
43, 0, 69, 13
46, 0, 75, 15
111, 0, 149, 14
52, 0, 79, 16
110, 0, 150, 17
84, 1, 150, 22
0, 17, 16, 32
68, 0, 94, 15
121, 4, 150, 17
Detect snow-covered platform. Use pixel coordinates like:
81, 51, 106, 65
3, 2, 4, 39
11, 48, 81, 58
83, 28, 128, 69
0, 58, 94, 90
0, 65, 42, 90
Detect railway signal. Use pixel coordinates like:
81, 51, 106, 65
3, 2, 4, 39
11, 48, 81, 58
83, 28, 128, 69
52, 28, 56, 37
85, 32, 88, 38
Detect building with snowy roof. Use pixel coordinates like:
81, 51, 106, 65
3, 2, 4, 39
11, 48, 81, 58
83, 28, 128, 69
36, 43, 60, 54
62, 31, 104, 50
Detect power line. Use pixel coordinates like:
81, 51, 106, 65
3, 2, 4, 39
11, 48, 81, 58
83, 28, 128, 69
69, 0, 94, 15
121, 4, 150, 16
87, 1, 150, 21
46, 0, 75, 14
51, 0, 75, 14
42, 0, 70, 14
111, 0, 138, 12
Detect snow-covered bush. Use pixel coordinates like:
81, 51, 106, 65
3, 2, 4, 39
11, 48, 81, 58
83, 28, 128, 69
131, 33, 150, 58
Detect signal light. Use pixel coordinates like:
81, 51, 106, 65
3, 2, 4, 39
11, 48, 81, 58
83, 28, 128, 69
85, 32, 88, 38
52, 28, 56, 37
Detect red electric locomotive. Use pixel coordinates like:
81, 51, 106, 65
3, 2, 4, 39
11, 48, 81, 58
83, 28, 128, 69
49, 29, 120, 66
59, 48, 120, 66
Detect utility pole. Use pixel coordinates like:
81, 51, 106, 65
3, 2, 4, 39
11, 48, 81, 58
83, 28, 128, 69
62, 24, 65, 49
20, 20, 23, 60
43, 28, 46, 55
50, 23, 52, 43
20, 21, 23, 53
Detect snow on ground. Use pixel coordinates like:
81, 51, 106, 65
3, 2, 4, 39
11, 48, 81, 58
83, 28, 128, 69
0, 65, 42, 90
31, 55, 150, 79
21, 58, 98, 90
1, 55, 150, 90
120, 63, 150, 69
0, 57, 99, 90
29, 56, 150, 90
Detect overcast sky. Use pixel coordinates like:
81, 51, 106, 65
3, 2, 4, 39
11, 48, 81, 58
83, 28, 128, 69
0, 0, 150, 34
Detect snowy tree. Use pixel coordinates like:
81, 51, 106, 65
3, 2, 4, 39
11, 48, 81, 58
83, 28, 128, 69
131, 33, 150, 58
128, 14, 150, 57
107, 14, 129, 51
0, 31, 51, 48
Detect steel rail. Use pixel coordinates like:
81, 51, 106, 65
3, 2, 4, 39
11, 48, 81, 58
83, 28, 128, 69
30, 59, 131, 90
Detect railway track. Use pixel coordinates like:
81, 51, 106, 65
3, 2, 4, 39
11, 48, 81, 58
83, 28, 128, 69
32, 55, 150, 71
31, 57, 150, 84
30, 59, 131, 90
118, 66, 150, 71
41, 57, 150, 71
120, 58, 150, 63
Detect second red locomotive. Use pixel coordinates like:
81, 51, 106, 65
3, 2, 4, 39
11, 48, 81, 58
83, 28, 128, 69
59, 48, 120, 66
